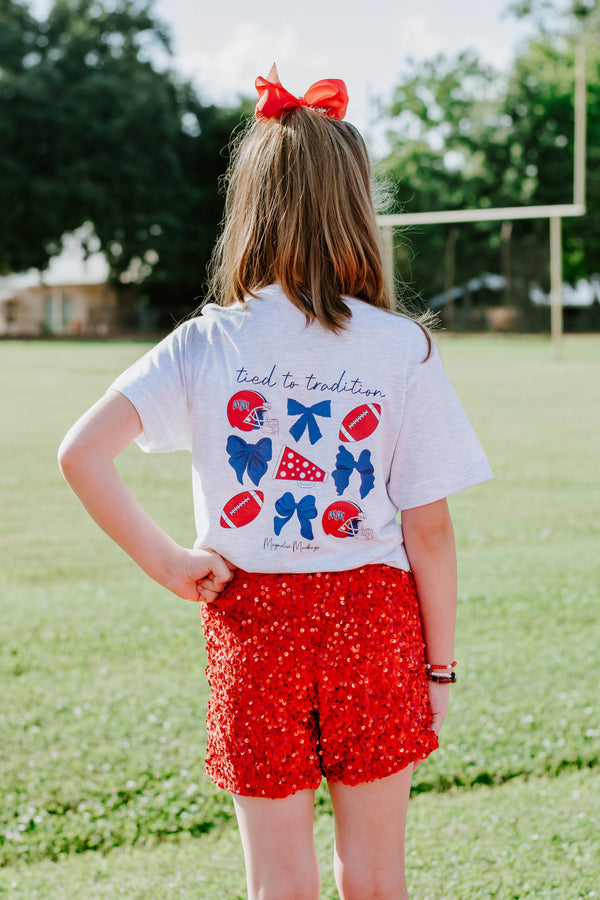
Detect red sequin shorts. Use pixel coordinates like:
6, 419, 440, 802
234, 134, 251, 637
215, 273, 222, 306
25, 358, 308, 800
200, 564, 438, 799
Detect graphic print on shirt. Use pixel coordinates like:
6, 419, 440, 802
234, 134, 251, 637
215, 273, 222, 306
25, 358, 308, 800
287, 399, 331, 444
338, 403, 381, 442
332, 446, 375, 499
274, 492, 317, 540
322, 500, 373, 540
274, 446, 328, 487
227, 390, 279, 434
220, 490, 264, 528
226, 436, 272, 486
220, 377, 383, 550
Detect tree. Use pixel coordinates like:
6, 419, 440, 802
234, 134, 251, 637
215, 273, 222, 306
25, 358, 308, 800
506, 0, 598, 33
0, 0, 244, 321
378, 51, 507, 306
378, 9, 600, 321
501, 2, 600, 283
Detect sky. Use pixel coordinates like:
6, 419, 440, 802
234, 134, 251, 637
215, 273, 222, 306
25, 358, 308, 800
23, 0, 538, 284
150, 0, 533, 111
30, 0, 537, 135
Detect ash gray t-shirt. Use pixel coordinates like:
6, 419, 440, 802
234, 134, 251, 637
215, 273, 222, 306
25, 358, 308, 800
110, 284, 492, 572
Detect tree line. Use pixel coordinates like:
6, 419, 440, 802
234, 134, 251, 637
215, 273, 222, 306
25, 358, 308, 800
0, 0, 245, 323
379, 0, 599, 325
1, 0, 598, 326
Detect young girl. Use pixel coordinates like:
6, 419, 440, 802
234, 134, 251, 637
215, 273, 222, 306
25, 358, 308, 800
59, 65, 492, 900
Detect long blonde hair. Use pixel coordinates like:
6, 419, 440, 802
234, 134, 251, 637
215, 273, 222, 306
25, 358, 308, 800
206, 106, 432, 352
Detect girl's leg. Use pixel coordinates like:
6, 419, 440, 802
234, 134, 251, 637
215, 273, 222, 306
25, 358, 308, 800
232, 788, 320, 900
328, 765, 414, 900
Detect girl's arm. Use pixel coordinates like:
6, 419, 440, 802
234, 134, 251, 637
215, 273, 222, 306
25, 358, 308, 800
58, 390, 233, 602
401, 498, 457, 736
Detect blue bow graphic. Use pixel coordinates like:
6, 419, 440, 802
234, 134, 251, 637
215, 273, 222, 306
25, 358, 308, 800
226, 436, 272, 486
273, 492, 317, 540
288, 399, 331, 445
332, 445, 375, 499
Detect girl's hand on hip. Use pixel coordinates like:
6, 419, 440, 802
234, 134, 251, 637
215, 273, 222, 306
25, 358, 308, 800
164, 547, 235, 603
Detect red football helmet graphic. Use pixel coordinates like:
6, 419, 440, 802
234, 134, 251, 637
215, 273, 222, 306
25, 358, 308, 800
321, 501, 373, 540
227, 391, 279, 434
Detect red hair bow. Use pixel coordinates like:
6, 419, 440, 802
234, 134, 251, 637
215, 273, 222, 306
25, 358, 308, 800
255, 63, 348, 121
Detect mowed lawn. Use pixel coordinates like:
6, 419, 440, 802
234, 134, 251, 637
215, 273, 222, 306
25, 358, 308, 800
1, 335, 599, 899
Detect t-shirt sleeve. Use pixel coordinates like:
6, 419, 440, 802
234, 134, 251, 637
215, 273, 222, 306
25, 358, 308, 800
389, 344, 492, 510
108, 323, 193, 453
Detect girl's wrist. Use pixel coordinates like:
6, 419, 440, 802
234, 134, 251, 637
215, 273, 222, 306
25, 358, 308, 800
142, 540, 186, 588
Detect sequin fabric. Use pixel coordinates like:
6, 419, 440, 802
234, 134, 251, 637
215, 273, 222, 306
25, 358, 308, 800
201, 565, 439, 799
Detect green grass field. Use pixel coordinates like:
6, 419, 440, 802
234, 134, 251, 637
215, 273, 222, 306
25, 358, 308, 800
1, 335, 599, 899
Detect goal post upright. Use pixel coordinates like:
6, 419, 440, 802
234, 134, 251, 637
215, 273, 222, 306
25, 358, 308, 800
550, 216, 563, 359
381, 224, 395, 304
574, 39, 587, 210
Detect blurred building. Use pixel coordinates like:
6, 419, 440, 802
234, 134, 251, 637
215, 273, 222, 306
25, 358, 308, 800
0, 279, 119, 337
0, 230, 118, 337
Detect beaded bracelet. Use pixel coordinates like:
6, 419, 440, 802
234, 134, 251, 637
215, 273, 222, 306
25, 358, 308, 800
428, 671, 457, 684
425, 659, 457, 670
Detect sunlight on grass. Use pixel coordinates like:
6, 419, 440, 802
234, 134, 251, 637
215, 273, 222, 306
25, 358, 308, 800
2, 336, 599, 897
